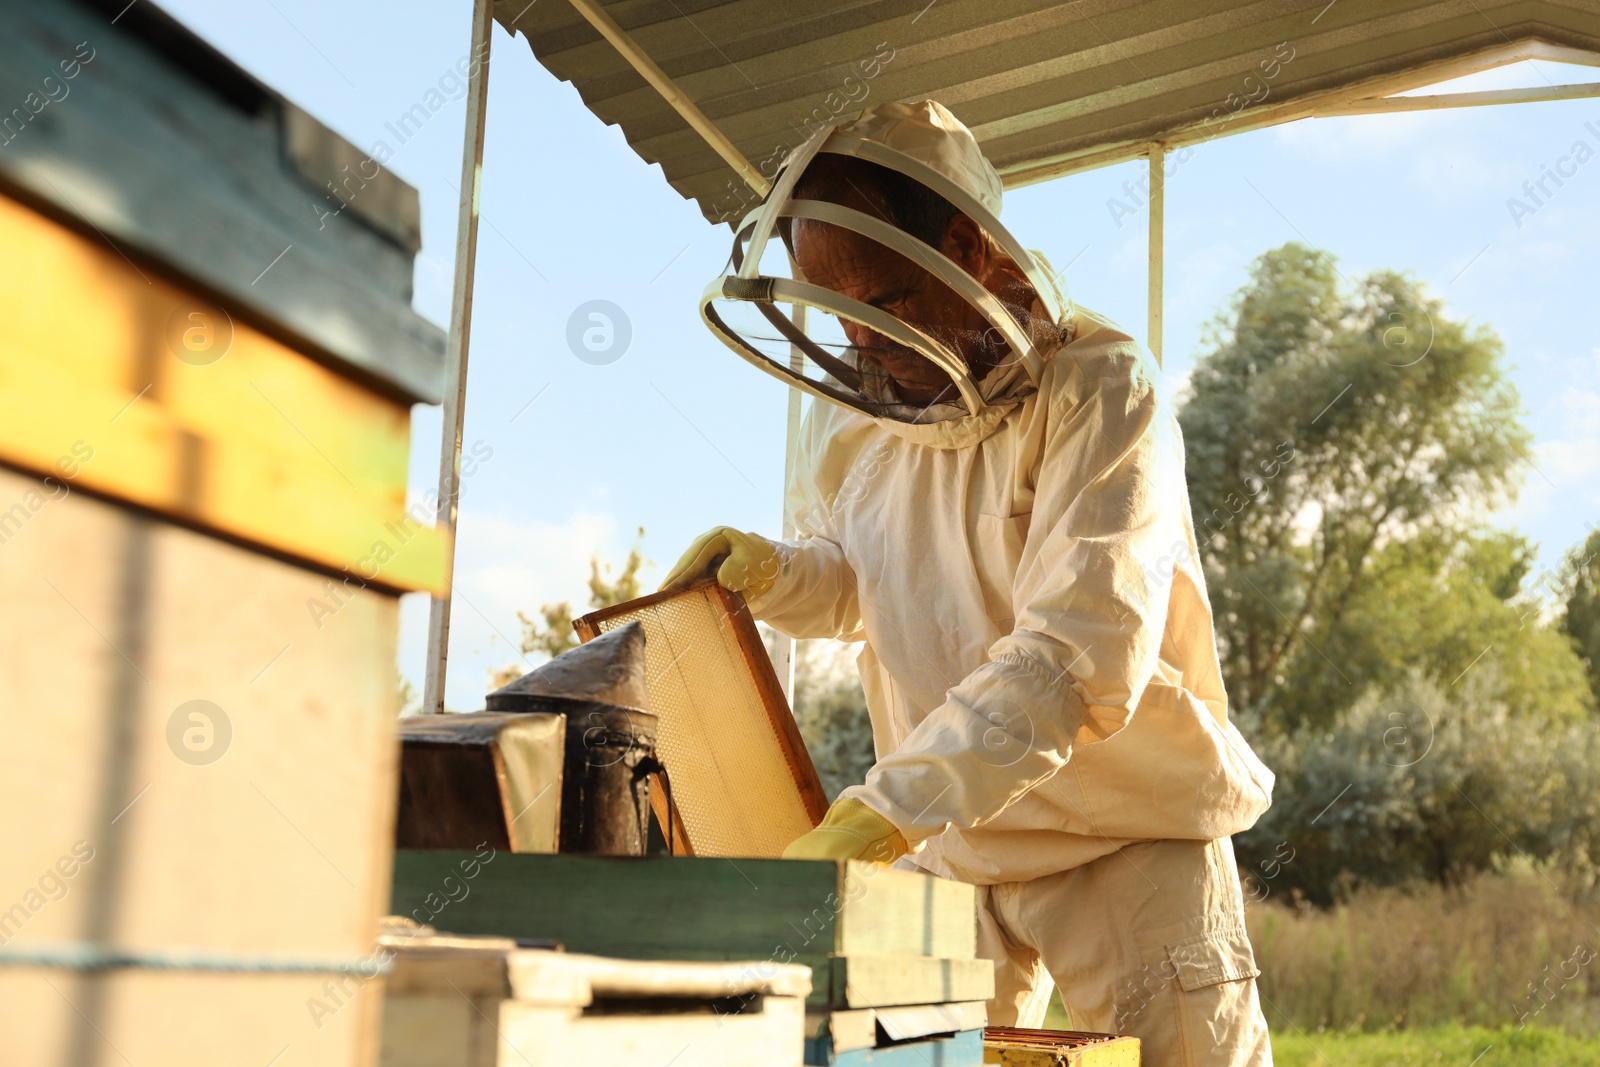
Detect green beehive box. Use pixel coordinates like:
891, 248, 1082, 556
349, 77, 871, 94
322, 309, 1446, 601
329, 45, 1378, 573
391, 850, 992, 1009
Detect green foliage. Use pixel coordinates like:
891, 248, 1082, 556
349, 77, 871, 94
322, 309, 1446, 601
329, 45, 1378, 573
1300, 529, 1594, 728
1562, 529, 1600, 706
397, 674, 421, 717
515, 528, 646, 662
1236, 671, 1600, 901
789, 640, 877, 801
1181, 242, 1547, 731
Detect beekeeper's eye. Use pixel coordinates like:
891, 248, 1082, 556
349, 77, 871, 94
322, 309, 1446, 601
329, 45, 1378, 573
868, 289, 912, 312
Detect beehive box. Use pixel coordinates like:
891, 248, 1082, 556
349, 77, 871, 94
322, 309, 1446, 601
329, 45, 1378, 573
391, 851, 993, 1011
0, 3, 446, 1064
983, 1026, 1141, 1066
377, 927, 811, 1067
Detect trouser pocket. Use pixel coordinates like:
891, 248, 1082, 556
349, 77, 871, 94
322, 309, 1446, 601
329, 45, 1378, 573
1165, 926, 1272, 1067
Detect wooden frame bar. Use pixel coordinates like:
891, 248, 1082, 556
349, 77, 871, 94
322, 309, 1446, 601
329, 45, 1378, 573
1315, 81, 1600, 117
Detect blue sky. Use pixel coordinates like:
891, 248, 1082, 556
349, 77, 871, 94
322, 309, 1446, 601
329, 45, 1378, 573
159, 1, 1600, 710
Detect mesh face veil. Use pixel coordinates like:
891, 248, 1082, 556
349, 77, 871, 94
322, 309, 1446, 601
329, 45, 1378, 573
700, 101, 1071, 424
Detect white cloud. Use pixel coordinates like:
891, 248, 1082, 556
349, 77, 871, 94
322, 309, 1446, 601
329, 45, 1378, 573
460, 510, 619, 618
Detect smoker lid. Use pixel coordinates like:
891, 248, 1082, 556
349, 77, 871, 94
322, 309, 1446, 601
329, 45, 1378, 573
486, 620, 650, 714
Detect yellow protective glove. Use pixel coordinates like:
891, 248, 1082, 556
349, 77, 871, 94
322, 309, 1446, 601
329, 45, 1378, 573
781, 798, 908, 864
659, 526, 780, 600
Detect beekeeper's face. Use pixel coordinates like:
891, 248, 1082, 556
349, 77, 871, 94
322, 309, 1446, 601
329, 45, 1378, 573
790, 187, 999, 407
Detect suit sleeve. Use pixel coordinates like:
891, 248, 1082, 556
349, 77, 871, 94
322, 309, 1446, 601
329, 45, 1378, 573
743, 407, 873, 642
841, 359, 1190, 844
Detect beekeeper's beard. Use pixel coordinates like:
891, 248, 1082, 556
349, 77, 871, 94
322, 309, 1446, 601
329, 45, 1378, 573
853, 311, 1021, 407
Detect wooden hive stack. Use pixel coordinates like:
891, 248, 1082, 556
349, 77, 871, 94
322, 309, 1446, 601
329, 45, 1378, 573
390, 852, 996, 1065
0, 2, 445, 1064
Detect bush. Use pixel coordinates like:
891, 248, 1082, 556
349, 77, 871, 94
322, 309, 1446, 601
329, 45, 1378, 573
758, 629, 876, 801
790, 639, 876, 801
1236, 671, 1600, 903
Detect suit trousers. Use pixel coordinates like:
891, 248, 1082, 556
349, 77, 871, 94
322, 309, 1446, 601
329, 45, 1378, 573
974, 836, 1272, 1066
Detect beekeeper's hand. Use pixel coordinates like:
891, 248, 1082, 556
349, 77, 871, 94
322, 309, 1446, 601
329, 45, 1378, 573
782, 798, 908, 864
659, 526, 780, 599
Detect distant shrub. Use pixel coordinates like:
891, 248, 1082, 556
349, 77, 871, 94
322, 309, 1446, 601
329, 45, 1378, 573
1236, 670, 1600, 904
756, 634, 877, 802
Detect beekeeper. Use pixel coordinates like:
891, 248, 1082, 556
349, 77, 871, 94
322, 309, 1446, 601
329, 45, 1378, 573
662, 99, 1276, 1066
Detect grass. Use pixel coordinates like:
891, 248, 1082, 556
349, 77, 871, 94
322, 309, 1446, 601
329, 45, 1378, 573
1246, 865, 1600, 1035
1271, 1024, 1600, 1066
1040, 1002, 1600, 1065
1038, 867, 1600, 1062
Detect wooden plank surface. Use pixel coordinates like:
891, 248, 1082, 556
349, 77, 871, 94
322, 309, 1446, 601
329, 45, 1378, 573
806, 1001, 990, 1056
380, 996, 500, 1067
392, 850, 975, 960
817, 1027, 986, 1067
0, 192, 449, 594
498, 998, 806, 1067
0, 466, 404, 1067
806, 1008, 879, 1053
832, 956, 995, 1009
379, 937, 811, 1067
510, 951, 812, 1003
877, 1000, 988, 1040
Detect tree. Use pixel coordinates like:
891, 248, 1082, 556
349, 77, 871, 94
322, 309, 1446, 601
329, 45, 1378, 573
398, 674, 422, 716
1180, 242, 1556, 731
489, 529, 646, 689
1300, 528, 1592, 726
1561, 528, 1600, 706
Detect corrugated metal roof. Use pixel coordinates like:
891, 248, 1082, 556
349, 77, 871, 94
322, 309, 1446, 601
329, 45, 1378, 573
494, 0, 1600, 223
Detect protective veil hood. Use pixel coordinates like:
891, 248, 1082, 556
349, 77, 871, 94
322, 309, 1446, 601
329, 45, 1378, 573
700, 99, 1072, 425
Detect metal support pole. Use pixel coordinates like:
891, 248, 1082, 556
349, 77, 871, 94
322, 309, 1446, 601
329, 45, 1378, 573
423, 0, 494, 715
1147, 143, 1165, 369
773, 303, 806, 705
565, 0, 769, 197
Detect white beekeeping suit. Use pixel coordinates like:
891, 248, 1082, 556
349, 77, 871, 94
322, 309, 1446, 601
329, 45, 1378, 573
684, 99, 1276, 1066
755, 303, 1274, 883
